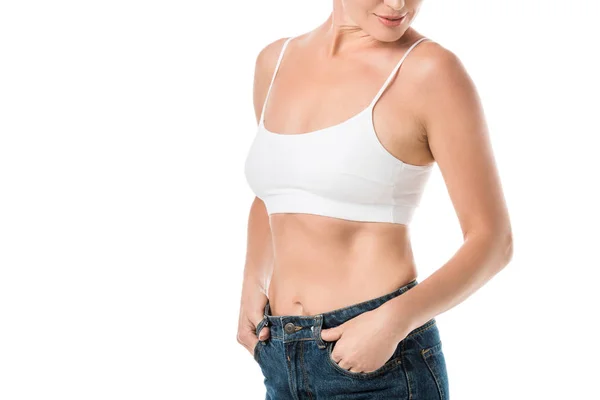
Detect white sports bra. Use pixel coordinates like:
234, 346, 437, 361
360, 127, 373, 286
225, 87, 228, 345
244, 36, 434, 225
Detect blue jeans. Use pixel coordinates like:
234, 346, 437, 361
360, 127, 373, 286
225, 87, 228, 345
253, 279, 449, 399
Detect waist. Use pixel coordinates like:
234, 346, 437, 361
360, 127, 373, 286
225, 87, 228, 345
261, 278, 421, 340
267, 269, 417, 316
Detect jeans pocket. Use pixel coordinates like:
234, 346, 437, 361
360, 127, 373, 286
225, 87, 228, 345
325, 339, 402, 380
420, 342, 449, 399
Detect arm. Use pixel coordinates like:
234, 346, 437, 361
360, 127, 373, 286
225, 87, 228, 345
236, 38, 285, 355
236, 196, 274, 355
380, 44, 514, 339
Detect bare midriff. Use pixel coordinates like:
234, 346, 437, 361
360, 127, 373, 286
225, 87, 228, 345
266, 213, 418, 317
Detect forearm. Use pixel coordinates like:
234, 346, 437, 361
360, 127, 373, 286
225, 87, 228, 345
241, 197, 274, 302
242, 260, 272, 301
381, 230, 513, 340
237, 198, 273, 347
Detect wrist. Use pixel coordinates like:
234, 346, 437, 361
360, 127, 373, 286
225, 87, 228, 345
241, 276, 268, 306
378, 295, 419, 343
242, 268, 267, 291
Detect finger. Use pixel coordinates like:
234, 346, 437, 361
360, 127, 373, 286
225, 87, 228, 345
338, 359, 351, 371
348, 364, 365, 373
258, 325, 271, 341
330, 351, 341, 364
340, 360, 359, 373
321, 327, 342, 342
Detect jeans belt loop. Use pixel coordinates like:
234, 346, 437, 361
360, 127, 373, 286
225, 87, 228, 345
314, 314, 326, 350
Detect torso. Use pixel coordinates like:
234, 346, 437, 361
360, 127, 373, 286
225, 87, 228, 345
257, 28, 435, 316
267, 214, 419, 316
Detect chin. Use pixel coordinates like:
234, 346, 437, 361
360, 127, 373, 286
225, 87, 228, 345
373, 27, 411, 42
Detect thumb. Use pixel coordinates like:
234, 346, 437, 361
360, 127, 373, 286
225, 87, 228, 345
258, 325, 271, 341
320, 326, 342, 342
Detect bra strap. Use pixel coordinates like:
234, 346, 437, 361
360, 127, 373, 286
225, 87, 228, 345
259, 36, 295, 125
369, 37, 430, 108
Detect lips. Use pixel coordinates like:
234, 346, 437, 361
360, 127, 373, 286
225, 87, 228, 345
377, 13, 406, 21
375, 13, 407, 27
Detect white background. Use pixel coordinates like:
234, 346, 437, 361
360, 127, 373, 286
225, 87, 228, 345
1, 1, 598, 399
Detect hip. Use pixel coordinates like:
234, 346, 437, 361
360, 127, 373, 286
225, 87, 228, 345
253, 279, 450, 399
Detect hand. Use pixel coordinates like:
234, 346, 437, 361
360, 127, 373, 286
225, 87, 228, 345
236, 290, 271, 357
320, 305, 411, 373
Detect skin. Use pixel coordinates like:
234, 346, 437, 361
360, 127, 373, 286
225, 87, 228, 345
237, 0, 513, 374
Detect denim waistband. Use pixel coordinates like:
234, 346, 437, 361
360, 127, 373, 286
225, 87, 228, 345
255, 279, 419, 349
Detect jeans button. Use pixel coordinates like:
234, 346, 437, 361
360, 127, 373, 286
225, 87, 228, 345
284, 322, 295, 334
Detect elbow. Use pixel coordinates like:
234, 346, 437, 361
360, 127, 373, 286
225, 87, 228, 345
466, 225, 514, 268
493, 226, 513, 268
502, 231, 514, 267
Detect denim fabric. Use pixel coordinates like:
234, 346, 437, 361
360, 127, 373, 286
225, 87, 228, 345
253, 279, 449, 400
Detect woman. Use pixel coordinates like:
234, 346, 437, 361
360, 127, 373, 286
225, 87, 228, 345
239, 1, 513, 399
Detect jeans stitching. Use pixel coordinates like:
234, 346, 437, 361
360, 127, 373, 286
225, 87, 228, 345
325, 340, 402, 380
299, 341, 314, 399
318, 279, 418, 319
401, 339, 413, 400
404, 319, 436, 340
269, 319, 436, 343
262, 280, 418, 326
421, 342, 444, 400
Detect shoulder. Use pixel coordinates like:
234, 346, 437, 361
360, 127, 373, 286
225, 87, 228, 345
404, 40, 486, 141
252, 37, 294, 121
406, 38, 476, 97
402, 38, 482, 128
254, 37, 293, 78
